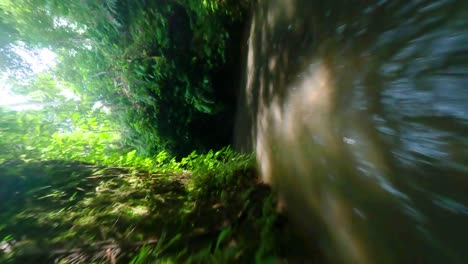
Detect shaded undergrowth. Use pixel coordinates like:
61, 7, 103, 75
0, 149, 314, 263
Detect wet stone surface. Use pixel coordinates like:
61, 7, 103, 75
234, 0, 468, 263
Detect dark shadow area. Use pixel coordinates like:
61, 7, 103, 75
192, 18, 250, 155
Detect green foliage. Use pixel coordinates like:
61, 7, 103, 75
183, 147, 255, 199
0, 102, 122, 164
0, 1, 311, 262
0, 148, 307, 263
1, 0, 249, 157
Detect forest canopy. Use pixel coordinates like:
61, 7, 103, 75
1, 0, 248, 158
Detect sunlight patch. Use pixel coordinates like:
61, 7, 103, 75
130, 205, 149, 216
11, 42, 57, 74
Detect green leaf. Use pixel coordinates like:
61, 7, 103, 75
215, 227, 232, 251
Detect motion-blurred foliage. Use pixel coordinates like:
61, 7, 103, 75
0, 0, 249, 157
0, 1, 316, 262
0, 148, 310, 263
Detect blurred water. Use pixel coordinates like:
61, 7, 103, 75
235, 0, 468, 263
